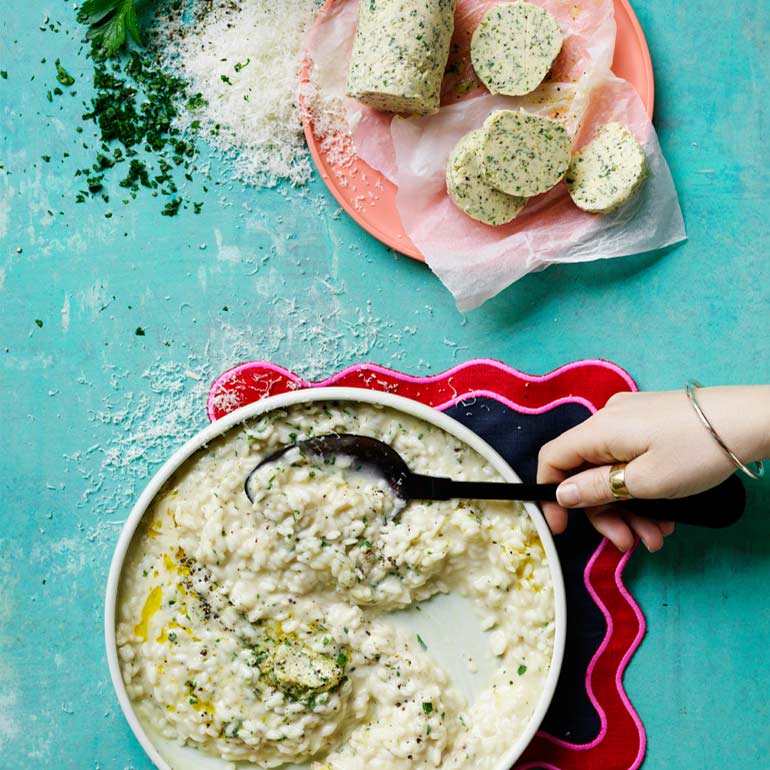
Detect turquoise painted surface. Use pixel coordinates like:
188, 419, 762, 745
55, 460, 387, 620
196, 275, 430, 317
1, 1, 769, 767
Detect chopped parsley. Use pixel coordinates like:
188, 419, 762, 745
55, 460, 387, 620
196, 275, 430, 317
54, 59, 76, 87
422, 701, 433, 715
66, 46, 202, 216
186, 93, 208, 111
416, 634, 427, 650
161, 198, 182, 217
517, 664, 527, 676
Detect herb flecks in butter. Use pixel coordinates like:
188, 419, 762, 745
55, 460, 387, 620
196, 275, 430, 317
471, 2, 563, 97
347, 0, 456, 116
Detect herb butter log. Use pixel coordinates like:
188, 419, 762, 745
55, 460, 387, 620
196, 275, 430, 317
446, 129, 527, 225
480, 109, 571, 196
347, 0, 457, 115
471, 2, 563, 96
566, 123, 649, 213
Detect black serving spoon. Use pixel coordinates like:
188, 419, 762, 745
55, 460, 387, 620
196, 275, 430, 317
244, 433, 745, 528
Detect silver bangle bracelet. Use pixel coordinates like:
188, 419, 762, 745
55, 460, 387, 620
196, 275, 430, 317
685, 381, 765, 480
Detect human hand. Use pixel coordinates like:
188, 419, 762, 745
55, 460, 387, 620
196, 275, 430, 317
537, 386, 770, 552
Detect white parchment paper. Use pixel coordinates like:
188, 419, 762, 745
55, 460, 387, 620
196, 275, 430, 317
307, 0, 686, 310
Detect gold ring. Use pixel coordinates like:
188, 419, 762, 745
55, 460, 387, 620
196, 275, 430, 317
609, 463, 633, 500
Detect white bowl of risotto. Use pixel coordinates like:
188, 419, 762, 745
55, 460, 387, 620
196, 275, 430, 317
105, 387, 566, 770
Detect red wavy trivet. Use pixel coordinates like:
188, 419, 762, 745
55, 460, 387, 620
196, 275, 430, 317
207, 358, 645, 770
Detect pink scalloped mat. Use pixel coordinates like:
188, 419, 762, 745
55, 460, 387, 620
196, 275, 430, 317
207, 358, 646, 770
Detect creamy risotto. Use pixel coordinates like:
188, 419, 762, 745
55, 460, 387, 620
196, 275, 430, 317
117, 402, 555, 769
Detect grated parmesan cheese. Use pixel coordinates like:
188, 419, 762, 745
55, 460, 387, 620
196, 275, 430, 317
161, 0, 324, 188
299, 76, 356, 172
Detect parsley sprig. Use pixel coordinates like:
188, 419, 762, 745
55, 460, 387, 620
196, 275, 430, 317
77, 0, 143, 59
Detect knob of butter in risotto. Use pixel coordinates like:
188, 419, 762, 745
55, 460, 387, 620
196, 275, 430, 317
266, 639, 344, 698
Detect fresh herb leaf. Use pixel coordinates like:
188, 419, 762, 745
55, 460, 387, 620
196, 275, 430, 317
161, 198, 181, 217
78, 0, 143, 59
55, 59, 76, 86
417, 634, 427, 650
517, 664, 527, 676
336, 652, 347, 667
422, 701, 433, 714
35, 319, 44, 328
135, 326, 145, 336
187, 93, 208, 111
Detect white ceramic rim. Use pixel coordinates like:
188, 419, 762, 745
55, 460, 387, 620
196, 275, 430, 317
105, 386, 567, 770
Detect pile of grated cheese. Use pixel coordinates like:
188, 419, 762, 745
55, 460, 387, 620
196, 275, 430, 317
161, 0, 324, 188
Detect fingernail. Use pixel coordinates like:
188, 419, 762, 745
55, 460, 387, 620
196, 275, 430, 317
643, 538, 662, 553
556, 483, 580, 507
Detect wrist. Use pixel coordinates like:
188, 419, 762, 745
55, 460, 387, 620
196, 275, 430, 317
754, 386, 770, 461
696, 386, 770, 465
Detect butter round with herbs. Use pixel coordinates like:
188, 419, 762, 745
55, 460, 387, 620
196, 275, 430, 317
117, 402, 555, 770
346, 0, 456, 115
471, 2, 563, 96
566, 123, 649, 213
480, 109, 571, 197
447, 128, 528, 225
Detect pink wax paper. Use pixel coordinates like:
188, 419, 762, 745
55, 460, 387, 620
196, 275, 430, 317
306, 0, 686, 310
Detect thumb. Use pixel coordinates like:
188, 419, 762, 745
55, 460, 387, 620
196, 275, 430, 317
556, 463, 634, 508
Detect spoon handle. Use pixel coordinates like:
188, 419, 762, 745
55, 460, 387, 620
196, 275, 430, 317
408, 475, 560, 502
621, 475, 745, 528
407, 473, 745, 529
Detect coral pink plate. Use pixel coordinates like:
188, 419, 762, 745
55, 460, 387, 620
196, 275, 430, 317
301, 0, 654, 262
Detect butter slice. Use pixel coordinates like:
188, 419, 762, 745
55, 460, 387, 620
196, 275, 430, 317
480, 109, 571, 197
471, 2, 563, 96
447, 128, 528, 226
566, 123, 649, 213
